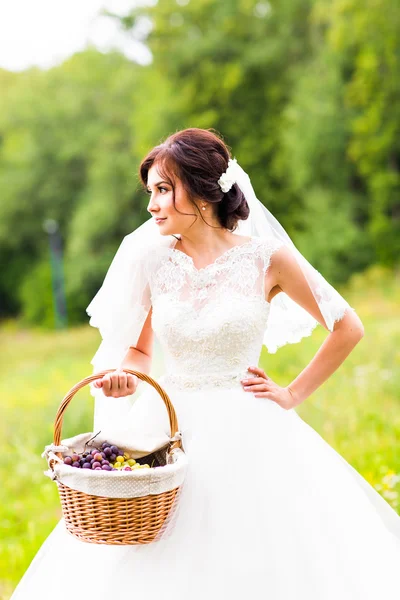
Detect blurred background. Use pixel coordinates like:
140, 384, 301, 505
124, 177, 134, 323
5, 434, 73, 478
1, 0, 399, 596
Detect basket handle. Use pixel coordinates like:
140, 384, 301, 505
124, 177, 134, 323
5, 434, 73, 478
53, 369, 182, 455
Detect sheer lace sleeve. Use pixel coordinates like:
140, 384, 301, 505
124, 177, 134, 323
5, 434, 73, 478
259, 237, 355, 353
260, 236, 286, 277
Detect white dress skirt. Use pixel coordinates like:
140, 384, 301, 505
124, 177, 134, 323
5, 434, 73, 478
10, 373, 400, 600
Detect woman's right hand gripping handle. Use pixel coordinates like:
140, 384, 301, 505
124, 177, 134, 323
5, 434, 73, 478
92, 368, 139, 397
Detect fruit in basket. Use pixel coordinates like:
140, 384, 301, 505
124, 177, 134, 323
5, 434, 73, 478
60, 440, 160, 471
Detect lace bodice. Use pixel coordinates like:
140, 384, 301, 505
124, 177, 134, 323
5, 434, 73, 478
146, 236, 283, 391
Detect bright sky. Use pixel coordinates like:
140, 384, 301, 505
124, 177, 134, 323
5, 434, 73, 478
0, 0, 153, 72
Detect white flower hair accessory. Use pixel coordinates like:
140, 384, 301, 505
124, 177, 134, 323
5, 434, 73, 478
217, 157, 240, 193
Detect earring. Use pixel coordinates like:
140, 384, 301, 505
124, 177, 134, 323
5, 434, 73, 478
202, 205, 206, 210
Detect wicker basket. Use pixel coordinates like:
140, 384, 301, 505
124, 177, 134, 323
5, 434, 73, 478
44, 369, 188, 545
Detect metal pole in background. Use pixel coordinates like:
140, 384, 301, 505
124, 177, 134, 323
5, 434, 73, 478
42, 218, 68, 329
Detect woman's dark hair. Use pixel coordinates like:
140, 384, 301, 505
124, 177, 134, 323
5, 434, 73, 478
139, 128, 249, 232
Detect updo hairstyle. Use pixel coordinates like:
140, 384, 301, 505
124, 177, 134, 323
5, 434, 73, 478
139, 127, 250, 232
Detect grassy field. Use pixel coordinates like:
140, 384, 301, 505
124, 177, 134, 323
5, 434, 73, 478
1, 264, 399, 599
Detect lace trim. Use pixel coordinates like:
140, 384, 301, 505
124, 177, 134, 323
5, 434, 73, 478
266, 304, 353, 354
162, 369, 250, 391
167, 237, 257, 272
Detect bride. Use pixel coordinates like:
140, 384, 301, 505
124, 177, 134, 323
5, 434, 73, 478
10, 127, 400, 599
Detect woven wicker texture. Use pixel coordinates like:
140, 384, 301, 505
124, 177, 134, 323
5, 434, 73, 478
45, 369, 188, 545
58, 483, 181, 545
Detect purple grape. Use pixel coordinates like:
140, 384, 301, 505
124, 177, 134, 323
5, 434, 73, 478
72, 461, 81, 468
102, 464, 112, 471
71, 453, 80, 463
109, 453, 116, 462
84, 456, 92, 463
101, 460, 110, 466
82, 463, 91, 469
91, 449, 98, 456
101, 442, 109, 449
112, 468, 118, 471
64, 456, 73, 465
94, 467, 102, 470
110, 446, 119, 455
90, 459, 95, 465
92, 461, 101, 469
104, 447, 112, 457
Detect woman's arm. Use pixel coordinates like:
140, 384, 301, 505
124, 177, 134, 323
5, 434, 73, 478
94, 307, 154, 396
268, 246, 364, 407
119, 347, 152, 376
120, 306, 154, 375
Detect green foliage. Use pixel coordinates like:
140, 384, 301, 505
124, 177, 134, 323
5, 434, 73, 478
0, 49, 165, 325
291, 187, 372, 282
281, 56, 352, 193
0, 0, 399, 328
19, 259, 55, 329
312, 0, 400, 265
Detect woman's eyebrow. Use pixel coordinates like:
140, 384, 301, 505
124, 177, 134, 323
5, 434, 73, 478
147, 180, 169, 188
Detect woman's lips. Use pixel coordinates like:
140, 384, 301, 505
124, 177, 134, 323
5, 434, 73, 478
155, 218, 167, 224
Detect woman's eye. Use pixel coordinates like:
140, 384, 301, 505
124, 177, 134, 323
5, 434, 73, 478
146, 186, 168, 194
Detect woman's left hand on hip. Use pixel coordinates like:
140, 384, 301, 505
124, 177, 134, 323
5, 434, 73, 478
241, 366, 296, 410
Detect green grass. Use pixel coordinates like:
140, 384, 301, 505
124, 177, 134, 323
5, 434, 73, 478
1, 264, 399, 599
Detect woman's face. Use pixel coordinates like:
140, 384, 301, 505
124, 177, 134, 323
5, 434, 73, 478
146, 163, 203, 236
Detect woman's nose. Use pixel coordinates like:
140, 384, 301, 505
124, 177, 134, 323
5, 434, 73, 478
147, 199, 158, 213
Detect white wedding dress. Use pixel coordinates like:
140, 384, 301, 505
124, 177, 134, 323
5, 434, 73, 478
10, 236, 400, 599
